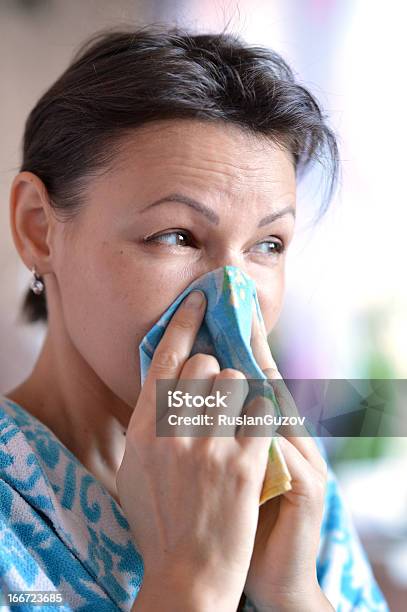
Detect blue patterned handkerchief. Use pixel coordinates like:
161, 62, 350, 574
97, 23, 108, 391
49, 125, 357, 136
139, 265, 292, 503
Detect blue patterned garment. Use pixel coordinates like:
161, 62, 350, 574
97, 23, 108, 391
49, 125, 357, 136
0, 266, 389, 610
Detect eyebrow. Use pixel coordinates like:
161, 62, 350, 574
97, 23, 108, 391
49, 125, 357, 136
140, 193, 296, 227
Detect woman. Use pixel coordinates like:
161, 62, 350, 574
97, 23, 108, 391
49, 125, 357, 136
0, 27, 389, 611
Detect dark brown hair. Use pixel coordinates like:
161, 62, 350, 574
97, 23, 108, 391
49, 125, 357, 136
19, 25, 339, 324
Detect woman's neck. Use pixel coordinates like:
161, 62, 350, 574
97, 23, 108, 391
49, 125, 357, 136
5, 327, 132, 506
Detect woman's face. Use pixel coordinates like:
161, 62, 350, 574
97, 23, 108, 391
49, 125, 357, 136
50, 119, 296, 406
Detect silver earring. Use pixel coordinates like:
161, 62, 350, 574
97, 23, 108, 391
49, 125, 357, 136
30, 267, 44, 295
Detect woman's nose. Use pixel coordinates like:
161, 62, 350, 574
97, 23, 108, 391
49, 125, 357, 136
205, 247, 244, 273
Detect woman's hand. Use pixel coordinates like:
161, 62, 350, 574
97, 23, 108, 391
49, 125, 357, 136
243, 308, 333, 612
116, 290, 273, 611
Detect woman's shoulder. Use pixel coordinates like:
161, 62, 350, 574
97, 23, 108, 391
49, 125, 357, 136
0, 393, 144, 610
0, 393, 52, 484
0, 392, 39, 430
0, 392, 77, 491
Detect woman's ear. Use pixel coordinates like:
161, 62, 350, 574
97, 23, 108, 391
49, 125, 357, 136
9, 171, 56, 275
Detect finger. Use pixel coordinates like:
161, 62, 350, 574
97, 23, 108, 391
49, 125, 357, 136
249, 300, 302, 431
266, 378, 328, 471
170, 354, 220, 437
249, 301, 324, 471
176, 353, 220, 418
208, 368, 249, 436
130, 290, 206, 433
276, 432, 328, 477
235, 397, 275, 500
268, 376, 307, 432
275, 435, 327, 509
236, 393, 275, 444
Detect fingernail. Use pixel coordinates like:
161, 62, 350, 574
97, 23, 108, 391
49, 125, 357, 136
184, 290, 205, 309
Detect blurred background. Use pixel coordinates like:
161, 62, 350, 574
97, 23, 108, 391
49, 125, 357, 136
1, 0, 406, 608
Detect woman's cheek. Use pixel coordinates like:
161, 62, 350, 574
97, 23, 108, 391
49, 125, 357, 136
265, 298, 284, 334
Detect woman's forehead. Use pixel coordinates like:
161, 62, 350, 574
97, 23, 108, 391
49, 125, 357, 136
101, 119, 297, 199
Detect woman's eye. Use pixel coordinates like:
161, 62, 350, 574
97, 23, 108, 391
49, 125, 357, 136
251, 238, 284, 255
145, 230, 193, 247
144, 231, 284, 255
